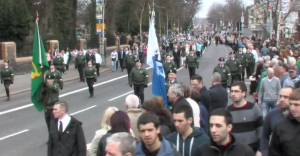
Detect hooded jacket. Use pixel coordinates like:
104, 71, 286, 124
135, 137, 181, 156
166, 127, 209, 156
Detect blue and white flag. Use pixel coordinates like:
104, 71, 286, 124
152, 56, 168, 107
147, 10, 160, 68
147, 10, 167, 107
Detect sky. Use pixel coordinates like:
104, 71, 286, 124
197, 0, 254, 18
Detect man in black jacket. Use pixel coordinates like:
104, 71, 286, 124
269, 88, 300, 156
167, 83, 191, 114
172, 45, 181, 69
208, 72, 228, 111
191, 74, 212, 114
198, 108, 255, 156
85, 49, 96, 65
118, 48, 126, 71
48, 101, 86, 156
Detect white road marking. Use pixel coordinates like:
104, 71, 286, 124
108, 91, 134, 101
108, 67, 183, 101
70, 105, 97, 115
0, 129, 29, 141
0, 67, 151, 116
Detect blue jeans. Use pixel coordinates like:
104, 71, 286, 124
111, 60, 116, 71
262, 100, 277, 118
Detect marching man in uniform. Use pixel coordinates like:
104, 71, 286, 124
44, 64, 63, 90
163, 54, 177, 80
213, 57, 232, 89
129, 60, 149, 105
84, 60, 97, 98
75, 50, 86, 82
226, 52, 242, 85
185, 50, 199, 80
0, 60, 14, 101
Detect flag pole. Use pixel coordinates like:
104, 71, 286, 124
36, 11, 43, 70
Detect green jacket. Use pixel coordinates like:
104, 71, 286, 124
46, 82, 59, 107
84, 66, 97, 80
235, 52, 246, 66
160, 50, 166, 61
125, 54, 136, 67
213, 65, 232, 86
52, 57, 64, 69
0, 67, 14, 81
130, 67, 149, 85
44, 70, 63, 90
163, 61, 177, 75
75, 54, 86, 66
245, 52, 255, 66
185, 54, 199, 67
226, 59, 241, 74
256, 69, 267, 92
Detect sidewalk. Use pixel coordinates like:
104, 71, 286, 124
0, 63, 111, 98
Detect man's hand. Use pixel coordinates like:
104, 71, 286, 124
256, 151, 262, 156
144, 84, 148, 88
129, 84, 132, 87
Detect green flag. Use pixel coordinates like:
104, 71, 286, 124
31, 20, 49, 112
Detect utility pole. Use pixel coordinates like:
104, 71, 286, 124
241, 4, 244, 35
269, 3, 272, 39
276, 0, 281, 47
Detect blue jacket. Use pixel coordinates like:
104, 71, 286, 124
166, 127, 209, 156
135, 137, 180, 156
199, 103, 208, 134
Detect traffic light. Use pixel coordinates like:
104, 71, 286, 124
237, 22, 242, 31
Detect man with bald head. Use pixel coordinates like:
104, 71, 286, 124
259, 68, 281, 118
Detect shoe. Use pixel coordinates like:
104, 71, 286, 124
6, 98, 10, 101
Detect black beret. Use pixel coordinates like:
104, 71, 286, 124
229, 52, 234, 55
4, 60, 9, 63
218, 57, 225, 61
47, 74, 55, 79
168, 69, 177, 74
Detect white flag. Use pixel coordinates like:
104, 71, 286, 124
147, 10, 160, 68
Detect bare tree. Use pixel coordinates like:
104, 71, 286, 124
224, 0, 243, 29
207, 3, 225, 29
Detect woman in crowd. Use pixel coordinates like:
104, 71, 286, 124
97, 111, 133, 156
143, 98, 174, 136
87, 107, 118, 156
190, 90, 208, 134
183, 85, 200, 128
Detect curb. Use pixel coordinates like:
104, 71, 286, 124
0, 68, 111, 98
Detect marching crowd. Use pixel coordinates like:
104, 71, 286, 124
2, 30, 300, 156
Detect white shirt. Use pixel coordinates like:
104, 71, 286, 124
186, 98, 200, 128
58, 114, 71, 132
251, 50, 258, 62
95, 53, 102, 64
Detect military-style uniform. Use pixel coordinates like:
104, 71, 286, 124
235, 51, 246, 81
52, 56, 64, 74
0, 60, 14, 101
84, 65, 97, 97
160, 49, 167, 62
75, 54, 86, 82
185, 53, 199, 80
129, 64, 149, 105
125, 54, 137, 84
163, 60, 177, 79
226, 53, 242, 85
213, 58, 231, 88
44, 69, 63, 90
245, 52, 255, 78
42, 75, 59, 133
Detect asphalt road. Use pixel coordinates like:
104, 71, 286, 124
0, 44, 236, 156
